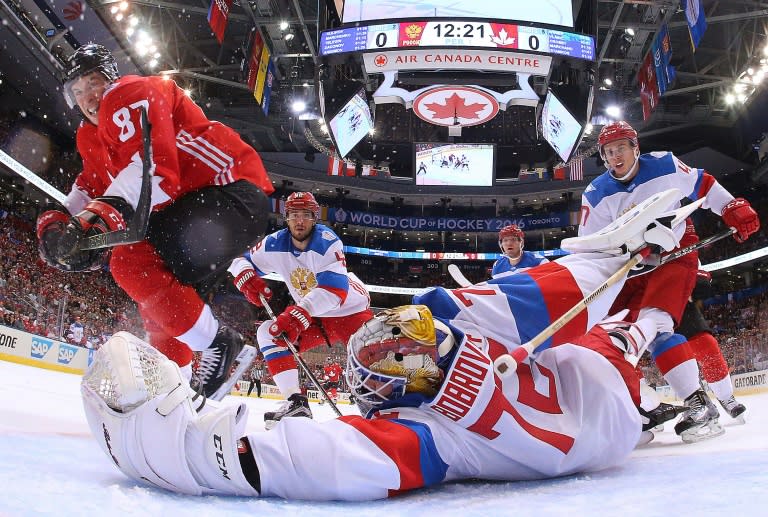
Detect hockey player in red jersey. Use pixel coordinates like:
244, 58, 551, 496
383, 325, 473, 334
321, 357, 343, 403
36, 43, 273, 399
82, 193, 692, 500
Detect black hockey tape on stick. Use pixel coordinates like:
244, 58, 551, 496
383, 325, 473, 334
659, 228, 736, 265
259, 294, 343, 417
80, 106, 154, 250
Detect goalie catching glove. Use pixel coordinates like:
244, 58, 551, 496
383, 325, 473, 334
37, 197, 133, 271
269, 305, 312, 343
721, 198, 760, 243
233, 267, 272, 306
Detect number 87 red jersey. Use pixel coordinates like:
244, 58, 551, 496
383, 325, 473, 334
70, 75, 273, 213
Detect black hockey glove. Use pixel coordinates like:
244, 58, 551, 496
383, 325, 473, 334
37, 197, 133, 272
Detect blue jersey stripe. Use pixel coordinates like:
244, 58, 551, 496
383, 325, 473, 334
490, 273, 552, 349
389, 418, 448, 486
412, 288, 461, 321
316, 270, 349, 291
650, 333, 687, 359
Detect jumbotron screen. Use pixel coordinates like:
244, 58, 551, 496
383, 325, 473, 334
340, 1, 574, 28
540, 89, 584, 163
414, 143, 495, 186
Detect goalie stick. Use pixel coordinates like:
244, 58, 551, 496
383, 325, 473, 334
494, 200, 717, 377
259, 294, 343, 417
80, 106, 155, 250
448, 264, 472, 287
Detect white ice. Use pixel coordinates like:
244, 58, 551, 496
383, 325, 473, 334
1, 359, 766, 517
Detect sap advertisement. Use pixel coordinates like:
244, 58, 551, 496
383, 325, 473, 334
329, 207, 569, 232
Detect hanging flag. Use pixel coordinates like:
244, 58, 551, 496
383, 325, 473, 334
253, 45, 271, 104
638, 50, 660, 120
652, 23, 676, 95
245, 30, 264, 92
207, 0, 232, 44
327, 156, 356, 176
328, 155, 344, 176
262, 61, 275, 116
682, 0, 707, 52
553, 165, 566, 180
569, 158, 583, 181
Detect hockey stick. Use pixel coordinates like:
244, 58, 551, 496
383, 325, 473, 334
80, 106, 155, 250
0, 149, 67, 204
447, 264, 472, 287
494, 225, 734, 377
259, 294, 343, 417
494, 247, 653, 377
659, 227, 736, 265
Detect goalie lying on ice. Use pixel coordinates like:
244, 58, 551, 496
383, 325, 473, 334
81, 191, 690, 500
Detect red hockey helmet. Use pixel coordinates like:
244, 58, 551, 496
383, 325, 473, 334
598, 121, 638, 158
499, 224, 524, 242
284, 192, 320, 219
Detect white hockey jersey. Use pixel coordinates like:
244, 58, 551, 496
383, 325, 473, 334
230, 223, 369, 318
244, 252, 641, 500
579, 152, 735, 238
247, 334, 639, 501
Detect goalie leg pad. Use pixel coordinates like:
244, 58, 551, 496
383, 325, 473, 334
82, 381, 203, 495
82, 331, 258, 496
185, 402, 260, 496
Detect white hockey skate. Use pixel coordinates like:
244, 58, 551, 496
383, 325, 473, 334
674, 389, 725, 443
719, 395, 746, 424
561, 189, 705, 255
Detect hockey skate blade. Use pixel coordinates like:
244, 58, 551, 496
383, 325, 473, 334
561, 188, 681, 254
209, 345, 257, 401
680, 420, 725, 444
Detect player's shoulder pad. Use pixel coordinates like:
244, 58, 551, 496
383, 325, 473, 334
582, 171, 619, 207
307, 223, 340, 254
263, 228, 292, 252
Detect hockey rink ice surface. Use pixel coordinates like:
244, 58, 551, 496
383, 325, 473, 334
1, 359, 766, 517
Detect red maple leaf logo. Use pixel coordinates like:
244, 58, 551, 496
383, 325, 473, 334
424, 93, 486, 121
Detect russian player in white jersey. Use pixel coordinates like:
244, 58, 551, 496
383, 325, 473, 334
227, 192, 373, 428
81, 203, 687, 500
490, 224, 548, 279
578, 121, 760, 442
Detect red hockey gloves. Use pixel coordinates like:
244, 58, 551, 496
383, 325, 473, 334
233, 268, 272, 306
269, 305, 312, 343
722, 198, 760, 243
36, 198, 131, 272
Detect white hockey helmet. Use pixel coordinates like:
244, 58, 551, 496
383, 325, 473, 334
345, 305, 454, 415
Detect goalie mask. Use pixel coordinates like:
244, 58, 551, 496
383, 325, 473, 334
345, 305, 454, 415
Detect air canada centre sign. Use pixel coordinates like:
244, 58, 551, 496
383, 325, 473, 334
363, 49, 552, 75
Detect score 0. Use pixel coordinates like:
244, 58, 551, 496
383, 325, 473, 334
367, 23, 400, 49
516, 26, 550, 53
